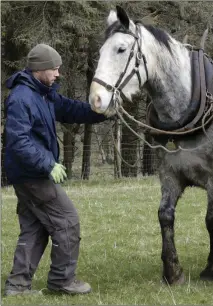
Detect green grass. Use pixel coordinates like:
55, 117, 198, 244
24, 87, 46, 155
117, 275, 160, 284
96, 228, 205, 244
2, 177, 213, 305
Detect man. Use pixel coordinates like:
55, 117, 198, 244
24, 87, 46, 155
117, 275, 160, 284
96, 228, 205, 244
4, 43, 107, 296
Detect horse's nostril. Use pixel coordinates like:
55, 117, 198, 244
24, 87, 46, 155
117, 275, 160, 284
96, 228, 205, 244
94, 95, 101, 109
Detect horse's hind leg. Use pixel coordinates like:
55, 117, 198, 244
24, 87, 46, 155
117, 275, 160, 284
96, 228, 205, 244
158, 174, 185, 285
200, 179, 213, 281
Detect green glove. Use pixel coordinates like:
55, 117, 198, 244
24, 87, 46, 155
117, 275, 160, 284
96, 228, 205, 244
50, 163, 67, 184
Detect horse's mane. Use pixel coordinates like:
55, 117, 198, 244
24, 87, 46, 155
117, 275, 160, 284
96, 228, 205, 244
105, 20, 172, 54
141, 23, 172, 53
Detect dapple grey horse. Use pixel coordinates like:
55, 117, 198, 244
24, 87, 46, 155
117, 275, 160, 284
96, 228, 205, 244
89, 6, 213, 285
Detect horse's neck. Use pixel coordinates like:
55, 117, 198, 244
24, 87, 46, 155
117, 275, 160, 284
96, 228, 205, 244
142, 28, 192, 123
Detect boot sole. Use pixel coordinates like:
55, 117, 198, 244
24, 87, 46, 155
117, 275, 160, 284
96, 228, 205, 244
48, 287, 92, 295
5, 290, 42, 296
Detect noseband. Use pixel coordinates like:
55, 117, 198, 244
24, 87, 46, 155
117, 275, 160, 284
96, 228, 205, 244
93, 24, 148, 110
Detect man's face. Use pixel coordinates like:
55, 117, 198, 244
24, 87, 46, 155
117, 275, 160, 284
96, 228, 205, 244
35, 67, 60, 86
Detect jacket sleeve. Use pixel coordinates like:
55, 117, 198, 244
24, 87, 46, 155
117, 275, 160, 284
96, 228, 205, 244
5, 97, 55, 175
51, 91, 107, 124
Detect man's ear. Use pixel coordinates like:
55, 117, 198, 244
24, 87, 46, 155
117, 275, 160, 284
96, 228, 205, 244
116, 5, 130, 29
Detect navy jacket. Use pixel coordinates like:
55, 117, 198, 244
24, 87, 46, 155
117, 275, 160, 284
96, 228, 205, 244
4, 70, 106, 183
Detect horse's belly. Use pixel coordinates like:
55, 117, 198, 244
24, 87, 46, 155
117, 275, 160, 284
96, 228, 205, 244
159, 151, 213, 188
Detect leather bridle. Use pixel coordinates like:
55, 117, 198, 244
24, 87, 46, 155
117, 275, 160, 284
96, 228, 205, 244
93, 23, 148, 111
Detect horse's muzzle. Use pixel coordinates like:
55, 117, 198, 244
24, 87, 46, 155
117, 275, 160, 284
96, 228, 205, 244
89, 81, 112, 114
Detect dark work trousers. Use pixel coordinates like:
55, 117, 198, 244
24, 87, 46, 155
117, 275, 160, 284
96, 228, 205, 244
5, 179, 80, 289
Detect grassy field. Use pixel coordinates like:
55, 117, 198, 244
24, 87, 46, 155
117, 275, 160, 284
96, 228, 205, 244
1, 176, 213, 305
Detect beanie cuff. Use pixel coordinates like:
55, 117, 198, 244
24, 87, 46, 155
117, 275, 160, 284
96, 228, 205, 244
27, 58, 62, 71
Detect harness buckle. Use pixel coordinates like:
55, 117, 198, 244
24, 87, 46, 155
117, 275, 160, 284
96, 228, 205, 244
136, 52, 143, 61
106, 84, 114, 92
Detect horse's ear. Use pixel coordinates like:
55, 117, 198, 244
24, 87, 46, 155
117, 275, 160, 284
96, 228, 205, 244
116, 5, 129, 29
107, 10, 118, 26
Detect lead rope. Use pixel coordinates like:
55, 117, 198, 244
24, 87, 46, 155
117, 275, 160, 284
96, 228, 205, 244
115, 108, 181, 154
111, 127, 143, 168
114, 95, 213, 154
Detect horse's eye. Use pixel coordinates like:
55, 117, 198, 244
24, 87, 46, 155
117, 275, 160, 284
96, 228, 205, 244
117, 47, 126, 54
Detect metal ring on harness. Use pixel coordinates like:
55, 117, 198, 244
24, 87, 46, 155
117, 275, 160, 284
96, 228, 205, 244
136, 52, 143, 61
106, 84, 114, 92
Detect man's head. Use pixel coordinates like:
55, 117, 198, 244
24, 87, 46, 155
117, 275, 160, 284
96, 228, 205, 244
27, 43, 62, 86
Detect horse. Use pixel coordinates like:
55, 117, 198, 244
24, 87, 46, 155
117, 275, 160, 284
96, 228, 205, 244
89, 6, 213, 285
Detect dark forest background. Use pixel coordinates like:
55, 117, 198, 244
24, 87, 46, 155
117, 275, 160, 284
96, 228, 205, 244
1, 1, 213, 185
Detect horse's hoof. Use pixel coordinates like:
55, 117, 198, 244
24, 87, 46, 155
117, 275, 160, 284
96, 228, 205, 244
200, 268, 213, 281
163, 272, 185, 285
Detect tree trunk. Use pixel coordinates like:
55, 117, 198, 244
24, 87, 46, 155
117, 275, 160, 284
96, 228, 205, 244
63, 124, 77, 179
121, 131, 138, 177
81, 124, 92, 179
81, 35, 96, 179
94, 125, 106, 164
141, 95, 155, 176
62, 83, 80, 178
114, 119, 122, 178
121, 98, 141, 177
142, 135, 155, 176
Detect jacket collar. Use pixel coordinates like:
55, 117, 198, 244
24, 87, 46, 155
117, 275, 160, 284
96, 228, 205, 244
6, 68, 60, 95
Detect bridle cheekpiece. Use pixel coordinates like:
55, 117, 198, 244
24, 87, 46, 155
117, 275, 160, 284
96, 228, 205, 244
93, 23, 148, 112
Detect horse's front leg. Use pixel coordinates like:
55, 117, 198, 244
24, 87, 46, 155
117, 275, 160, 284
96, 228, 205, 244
200, 178, 213, 280
158, 175, 184, 285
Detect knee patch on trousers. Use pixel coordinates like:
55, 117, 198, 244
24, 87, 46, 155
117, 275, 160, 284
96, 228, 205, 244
51, 223, 81, 263
52, 223, 81, 245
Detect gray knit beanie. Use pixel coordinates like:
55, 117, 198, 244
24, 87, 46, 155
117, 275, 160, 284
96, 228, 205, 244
27, 43, 62, 71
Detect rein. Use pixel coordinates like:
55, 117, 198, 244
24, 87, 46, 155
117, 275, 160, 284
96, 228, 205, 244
116, 100, 213, 154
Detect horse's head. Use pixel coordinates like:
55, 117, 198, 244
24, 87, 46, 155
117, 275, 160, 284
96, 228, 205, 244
89, 6, 149, 117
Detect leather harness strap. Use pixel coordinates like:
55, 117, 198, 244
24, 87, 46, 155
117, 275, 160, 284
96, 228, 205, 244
146, 49, 213, 138
147, 51, 201, 131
